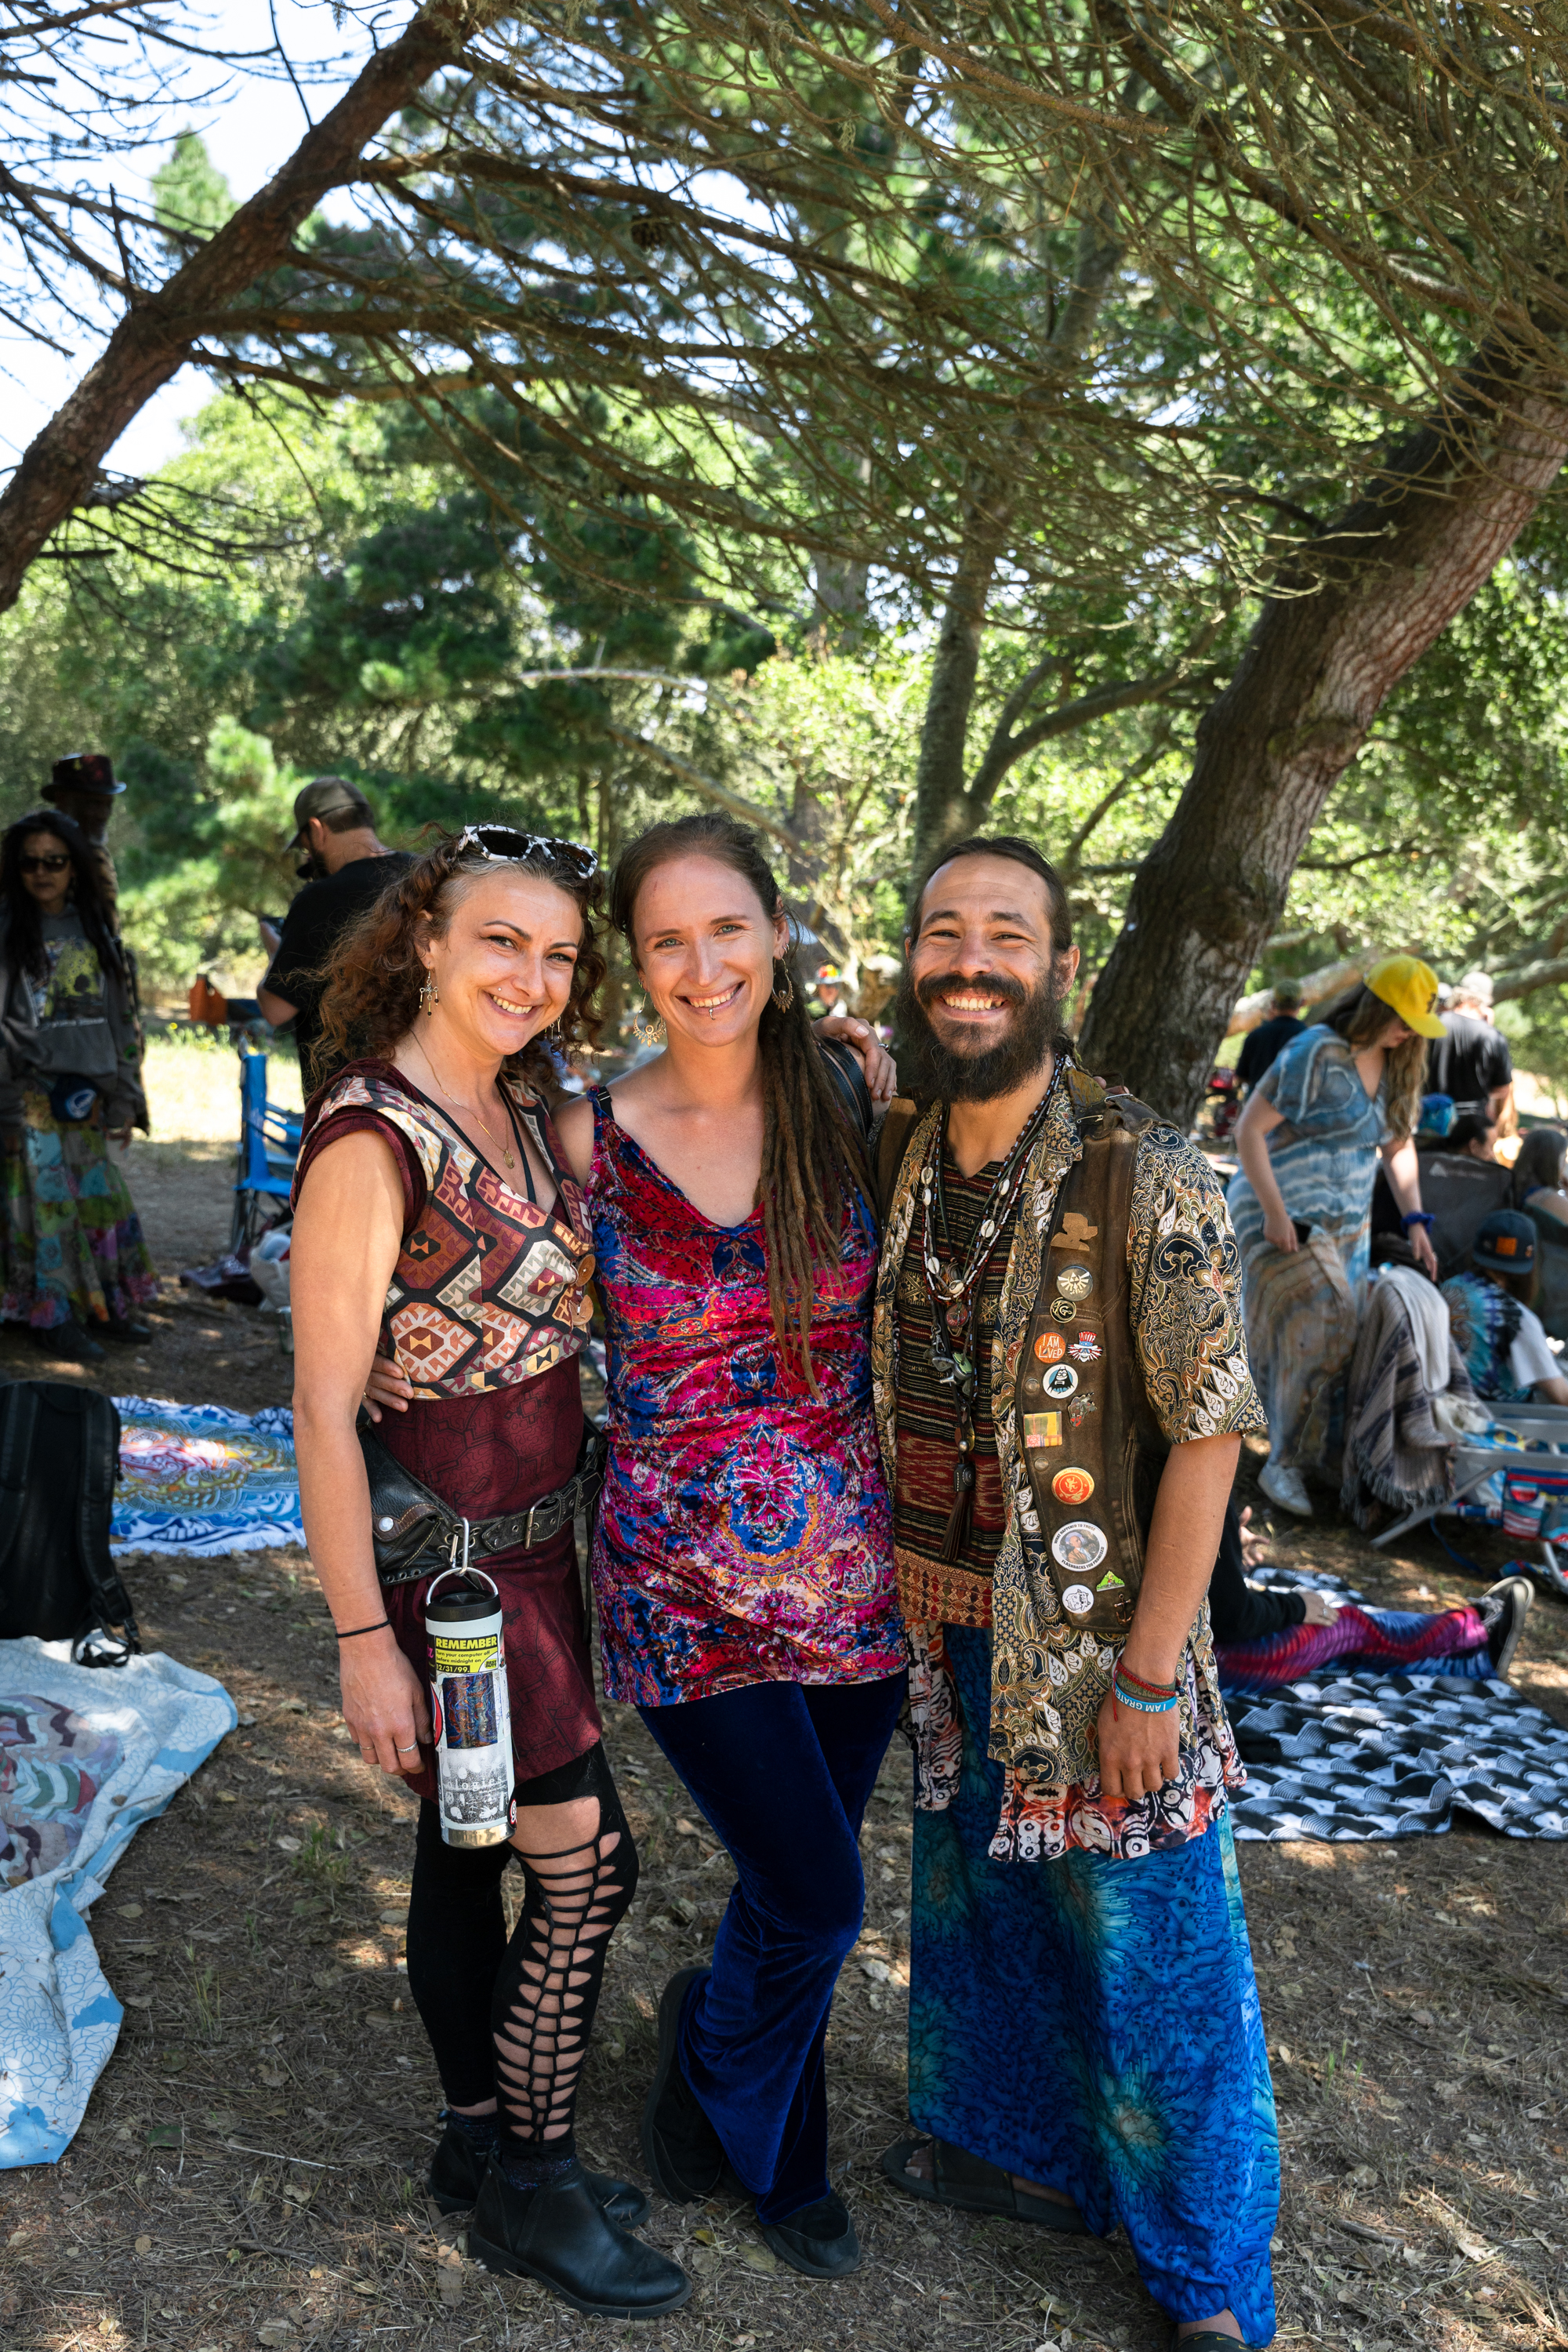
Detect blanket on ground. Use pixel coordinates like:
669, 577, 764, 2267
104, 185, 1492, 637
1339, 1277, 1467, 1530
112, 1396, 301, 1557
1225, 1672, 1568, 1842
0, 1638, 234, 2164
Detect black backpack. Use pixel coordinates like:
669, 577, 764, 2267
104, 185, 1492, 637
0, 1381, 140, 1665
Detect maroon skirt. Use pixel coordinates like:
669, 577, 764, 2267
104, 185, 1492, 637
375, 1356, 601, 1798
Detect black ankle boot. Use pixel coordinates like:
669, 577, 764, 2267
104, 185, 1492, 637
758, 2188, 862, 2279
427, 2118, 648, 2226
470, 2156, 690, 2316
641, 1967, 726, 2202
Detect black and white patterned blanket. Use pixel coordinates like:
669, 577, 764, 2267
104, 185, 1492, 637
1223, 1568, 1568, 1841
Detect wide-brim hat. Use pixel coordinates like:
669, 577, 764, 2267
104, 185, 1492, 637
1365, 953, 1446, 1040
49, 752, 123, 797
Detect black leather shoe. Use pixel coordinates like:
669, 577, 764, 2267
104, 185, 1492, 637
100, 1315, 152, 1344
758, 2188, 861, 2279
31, 1321, 103, 1362
427, 2118, 647, 2226
641, 1967, 726, 2202
470, 2156, 690, 2316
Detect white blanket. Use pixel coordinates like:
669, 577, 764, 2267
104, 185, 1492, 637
0, 1639, 234, 2165
1376, 1264, 1452, 1396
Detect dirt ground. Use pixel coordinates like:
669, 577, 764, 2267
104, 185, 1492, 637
2, 1141, 1566, 2352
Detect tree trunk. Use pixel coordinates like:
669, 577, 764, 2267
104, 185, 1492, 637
909, 211, 1125, 878
1079, 349, 1568, 1125
0, 0, 504, 614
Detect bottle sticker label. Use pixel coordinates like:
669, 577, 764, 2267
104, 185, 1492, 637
441, 1672, 499, 1750
1055, 1265, 1094, 1301
1051, 1466, 1095, 1505
1041, 1363, 1080, 1399
1062, 1582, 1095, 1615
1051, 1520, 1109, 1572
1023, 1412, 1063, 1450
1033, 1331, 1068, 1363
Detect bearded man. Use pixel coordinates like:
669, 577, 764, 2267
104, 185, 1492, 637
872, 837, 1277, 2352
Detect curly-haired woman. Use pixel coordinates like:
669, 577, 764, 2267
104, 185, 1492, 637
1229, 956, 1444, 1518
0, 805, 154, 1360
289, 826, 689, 2318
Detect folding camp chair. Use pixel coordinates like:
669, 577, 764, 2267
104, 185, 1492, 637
231, 1045, 303, 1251
1374, 1406, 1568, 1597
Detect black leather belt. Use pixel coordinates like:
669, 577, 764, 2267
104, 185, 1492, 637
359, 1417, 606, 1586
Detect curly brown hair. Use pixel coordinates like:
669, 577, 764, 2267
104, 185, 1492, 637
314, 830, 605, 1094
610, 811, 870, 1394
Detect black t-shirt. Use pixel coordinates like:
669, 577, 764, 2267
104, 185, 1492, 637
264, 851, 412, 1091
1236, 1011, 1305, 1091
1426, 1011, 1511, 1112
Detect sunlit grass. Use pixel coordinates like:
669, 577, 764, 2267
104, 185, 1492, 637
143, 1029, 303, 1145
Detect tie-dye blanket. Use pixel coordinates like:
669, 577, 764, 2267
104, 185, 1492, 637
0, 1639, 234, 2164
111, 1396, 302, 1557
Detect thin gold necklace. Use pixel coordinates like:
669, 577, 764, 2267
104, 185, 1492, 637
412, 1035, 517, 1173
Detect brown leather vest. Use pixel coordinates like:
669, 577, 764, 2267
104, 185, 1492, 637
1014, 1068, 1170, 1639
877, 1069, 1169, 1638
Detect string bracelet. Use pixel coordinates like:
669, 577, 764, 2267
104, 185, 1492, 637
336, 1619, 393, 1641
1116, 1662, 1179, 1703
1111, 1661, 1180, 1719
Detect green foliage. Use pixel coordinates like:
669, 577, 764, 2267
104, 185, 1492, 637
151, 132, 236, 244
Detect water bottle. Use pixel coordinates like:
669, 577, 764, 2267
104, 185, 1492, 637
424, 1560, 514, 1849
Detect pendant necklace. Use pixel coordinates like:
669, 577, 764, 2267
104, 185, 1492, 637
413, 1035, 519, 1177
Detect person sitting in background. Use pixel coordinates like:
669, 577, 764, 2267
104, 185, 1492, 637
1209, 1502, 1531, 1687
258, 779, 413, 1093
1512, 1127, 1568, 1228
1447, 1107, 1500, 1162
1427, 971, 1512, 1126
1236, 978, 1305, 1092
1228, 956, 1443, 1519
0, 808, 155, 1362
1443, 1210, 1568, 1406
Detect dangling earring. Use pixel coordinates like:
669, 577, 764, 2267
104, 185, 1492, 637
419, 974, 438, 1015
771, 962, 795, 1014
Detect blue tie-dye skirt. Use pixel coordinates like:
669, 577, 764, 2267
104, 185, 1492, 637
907, 1624, 1279, 2345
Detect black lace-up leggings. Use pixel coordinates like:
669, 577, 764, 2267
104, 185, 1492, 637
405, 1743, 637, 2161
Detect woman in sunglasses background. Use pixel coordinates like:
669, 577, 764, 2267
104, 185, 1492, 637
290, 825, 690, 2318
0, 805, 155, 1361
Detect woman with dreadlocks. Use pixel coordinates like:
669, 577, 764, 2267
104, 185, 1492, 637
557, 812, 906, 2278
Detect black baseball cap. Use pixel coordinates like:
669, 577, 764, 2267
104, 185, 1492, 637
1474, 1210, 1536, 1273
288, 776, 372, 848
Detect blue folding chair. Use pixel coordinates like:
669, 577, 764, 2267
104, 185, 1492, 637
232, 1046, 303, 1250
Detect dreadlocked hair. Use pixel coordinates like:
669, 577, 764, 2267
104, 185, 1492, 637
610, 811, 871, 1395
314, 830, 605, 1095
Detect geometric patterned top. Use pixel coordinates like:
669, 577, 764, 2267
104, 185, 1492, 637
296, 1061, 597, 1398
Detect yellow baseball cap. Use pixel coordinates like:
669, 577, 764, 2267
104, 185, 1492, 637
1365, 953, 1446, 1039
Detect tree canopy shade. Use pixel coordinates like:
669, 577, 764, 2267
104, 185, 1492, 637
11, 4, 1568, 1116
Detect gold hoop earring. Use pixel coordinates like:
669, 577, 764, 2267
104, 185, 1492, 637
771, 964, 795, 1014
419, 975, 438, 1014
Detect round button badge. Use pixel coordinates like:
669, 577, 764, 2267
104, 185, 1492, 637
1062, 1583, 1095, 1615
1033, 1330, 1067, 1363
1055, 1264, 1094, 1301
1051, 1465, 1095, 1506
1041, 1363, 1079, 1400
1049, 1298, 1076, 1323
1051, 1520, 1109, 1573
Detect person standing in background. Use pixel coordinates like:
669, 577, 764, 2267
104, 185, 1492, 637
0, 808, 154, 1362
1427, 970, 1512, 1125
1236, 980, 1305, 1093
258, 779, 412, 1093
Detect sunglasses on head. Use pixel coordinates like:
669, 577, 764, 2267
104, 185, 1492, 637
453, 824, 598, 882
20, 853, 71, 875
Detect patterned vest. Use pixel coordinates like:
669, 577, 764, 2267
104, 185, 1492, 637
307, 1066, 596, 1396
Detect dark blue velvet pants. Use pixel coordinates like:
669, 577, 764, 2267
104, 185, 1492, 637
638, 1671, 906, 2223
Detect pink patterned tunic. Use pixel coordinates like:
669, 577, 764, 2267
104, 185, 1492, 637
585, 1087, 904, 1707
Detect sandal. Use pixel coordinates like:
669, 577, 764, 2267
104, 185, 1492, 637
1173, 2333, 1264, 2350
880, 2134, 1088, 2232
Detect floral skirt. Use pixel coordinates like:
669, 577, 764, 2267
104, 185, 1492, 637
2, 1092, 157, 1331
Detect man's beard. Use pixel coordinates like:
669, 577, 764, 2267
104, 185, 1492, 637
896, 965, 1066, 1103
